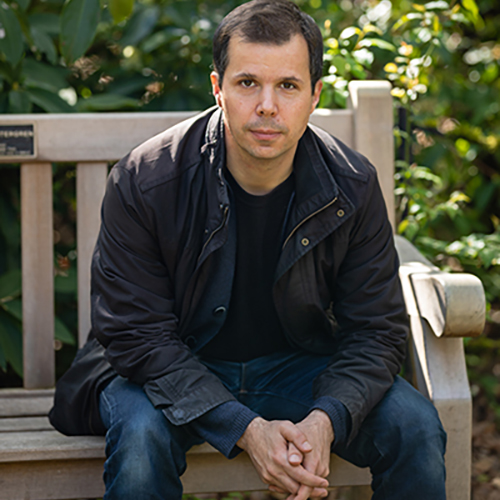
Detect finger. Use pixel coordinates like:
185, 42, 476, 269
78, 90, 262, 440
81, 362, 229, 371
288, 442, 303, 466
269, 484, 287, 494
271, 470, 301, 495
291, 484, 313, 500
279, 422, 312, 454
284, 463, 329, 489
310, 487, 329, 498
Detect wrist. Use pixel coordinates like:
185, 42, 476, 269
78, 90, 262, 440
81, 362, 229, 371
236, 416, 265, 451
308, 409, 334, 443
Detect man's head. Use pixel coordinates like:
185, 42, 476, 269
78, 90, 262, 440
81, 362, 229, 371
213, 0, 323, 93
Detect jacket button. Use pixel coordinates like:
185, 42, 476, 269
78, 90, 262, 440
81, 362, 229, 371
185, 336, 197, 349
337, 209, 345, 217
213, 306, 226, 316
301, 238, 310, 246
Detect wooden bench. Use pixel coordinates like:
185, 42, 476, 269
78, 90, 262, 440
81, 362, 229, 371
0, 81, 485, 500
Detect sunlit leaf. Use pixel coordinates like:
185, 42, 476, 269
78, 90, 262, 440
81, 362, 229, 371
109, 0, 134, 24
339, 26, 362, 40
357, 38, 396, 52
462, 0, 479, 20
424, 1, 449, 10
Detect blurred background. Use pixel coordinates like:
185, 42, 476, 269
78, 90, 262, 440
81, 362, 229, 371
0, 0, 499, 497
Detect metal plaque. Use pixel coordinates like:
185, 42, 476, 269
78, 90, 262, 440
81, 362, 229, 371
0, 124, 36, 160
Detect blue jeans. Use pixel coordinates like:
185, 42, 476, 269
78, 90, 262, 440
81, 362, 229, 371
99, 351, 446, 500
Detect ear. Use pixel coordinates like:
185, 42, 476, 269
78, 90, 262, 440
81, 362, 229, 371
310, 79, 323, 114
210, 71, 223, 108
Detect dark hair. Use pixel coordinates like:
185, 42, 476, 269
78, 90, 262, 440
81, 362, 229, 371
213, 0, 323, 92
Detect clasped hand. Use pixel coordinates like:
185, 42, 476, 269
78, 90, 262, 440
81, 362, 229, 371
236, 410, 334, 500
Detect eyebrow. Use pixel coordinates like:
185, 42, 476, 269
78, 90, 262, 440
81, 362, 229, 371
232, 72, 305, 85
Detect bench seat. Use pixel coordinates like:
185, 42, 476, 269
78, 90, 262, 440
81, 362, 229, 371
0, 389, 372, 500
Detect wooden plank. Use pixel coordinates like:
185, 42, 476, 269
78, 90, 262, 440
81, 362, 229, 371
0, 459, 105, 500
0, 389, 53, 417
76, 162, 108, 347
347, 81, 395, 229
0, 431, 105, 462
0, 112, 198, 163
0, 442, 369, 500
21, 163, 55, 388
0, 417, 52, 432
0, 110, 354, 163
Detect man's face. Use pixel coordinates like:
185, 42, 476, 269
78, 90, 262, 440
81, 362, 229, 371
210, 34, 322, 166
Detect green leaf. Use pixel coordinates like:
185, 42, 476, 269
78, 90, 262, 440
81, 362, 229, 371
0, 3, 24, 66
0, 312, 22, 377
76, 93, 139, 111
14, 0, 31, 11
23, 59, 70, 92
60, 0, 100, 64
119, 5, 159, 47
109, 0, 134, 24
462, 0, 479, 20
1, 298, 22, 321
31, 27, 57, 65
8, 89, 31, 113
0, 270, 21, 301
54, 316, 75, 345
54, 267, 77, 295
29, 13, 60, 36
357, 38, 397, 52
26, 87, 74, 112
0, 338, 6, 371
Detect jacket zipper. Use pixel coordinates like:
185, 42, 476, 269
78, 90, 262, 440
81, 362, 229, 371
197, 205, 229, 265
282, 196, 338, 250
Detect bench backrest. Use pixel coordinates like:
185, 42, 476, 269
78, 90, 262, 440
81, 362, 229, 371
0, 81, 394, 389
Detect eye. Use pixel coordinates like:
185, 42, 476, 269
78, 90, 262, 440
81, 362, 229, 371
282, 82, 297, 90
240, 79, 255, 88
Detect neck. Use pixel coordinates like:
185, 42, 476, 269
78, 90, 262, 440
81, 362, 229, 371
225, 135, 296, 196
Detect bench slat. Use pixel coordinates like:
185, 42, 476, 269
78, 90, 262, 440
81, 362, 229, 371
0, 417, 52, 432
0, 110, 354, 164
76, 162, 108, 347
0, 389, 54, 417
21, 163, 55, 389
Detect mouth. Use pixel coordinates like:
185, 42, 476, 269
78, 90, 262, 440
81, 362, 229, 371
250, 129, 282, 141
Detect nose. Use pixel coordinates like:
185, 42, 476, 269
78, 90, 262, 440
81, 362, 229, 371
256, 87, 277, 117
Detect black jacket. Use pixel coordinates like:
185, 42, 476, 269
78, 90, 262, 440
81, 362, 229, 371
53, 107, 408, 441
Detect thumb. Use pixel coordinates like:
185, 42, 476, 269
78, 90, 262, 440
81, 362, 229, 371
288, 442, 303, 466
280, 422, 312, 454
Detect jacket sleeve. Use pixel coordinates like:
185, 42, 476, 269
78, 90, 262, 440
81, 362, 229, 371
312, 167, 409, 443
91, 163, 236, 425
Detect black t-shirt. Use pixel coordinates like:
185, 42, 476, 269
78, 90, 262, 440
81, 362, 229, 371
200, 168, 295, 361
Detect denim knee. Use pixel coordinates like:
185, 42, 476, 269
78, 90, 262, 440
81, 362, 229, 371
99, 377, 202, 500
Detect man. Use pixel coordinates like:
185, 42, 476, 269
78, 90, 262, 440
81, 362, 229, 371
50, 1, 446, 499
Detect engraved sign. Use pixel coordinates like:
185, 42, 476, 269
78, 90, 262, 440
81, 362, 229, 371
0, 124, 36, 159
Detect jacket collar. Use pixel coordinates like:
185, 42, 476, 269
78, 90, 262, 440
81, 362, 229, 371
202, 107, 342, 217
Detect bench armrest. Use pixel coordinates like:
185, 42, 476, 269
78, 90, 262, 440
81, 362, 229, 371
395, 235, 485, 338
394, 235, 480, 500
